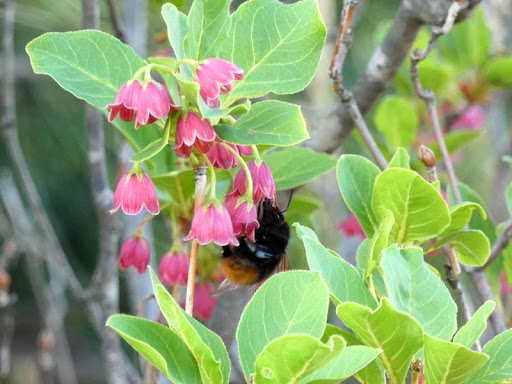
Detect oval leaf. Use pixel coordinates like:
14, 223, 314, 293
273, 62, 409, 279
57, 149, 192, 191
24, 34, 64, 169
215, 100, 308, 146
453, 301, 495, 348
236, 271, 329, 379
374, 97, 418, 149
263, 148, 336, 190
337, 155, 380, 237
254, 335, 345, 383
372, 168, 450, 244
220, 0, 326, 101
427, 230, 490, 267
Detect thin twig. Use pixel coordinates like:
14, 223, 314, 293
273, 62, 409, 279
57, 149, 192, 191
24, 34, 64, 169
185, 167, 207, 316
329, 0, 388, 171
478, 217, 512, 270
411, 0, 507, 336
105, 0, 126, 42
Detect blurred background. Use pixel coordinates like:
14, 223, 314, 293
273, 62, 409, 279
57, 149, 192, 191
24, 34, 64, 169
1, 0, 512, 383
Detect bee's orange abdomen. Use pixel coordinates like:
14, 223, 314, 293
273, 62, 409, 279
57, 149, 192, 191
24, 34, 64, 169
221, 258, 260, 285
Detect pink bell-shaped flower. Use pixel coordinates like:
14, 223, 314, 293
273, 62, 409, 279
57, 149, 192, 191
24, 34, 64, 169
110, 172, 160, 215
184, 202, 239, 246
336, 213, 365, 239
174, 112, 216, 157
158, 251, 189, 286
207, 141, 240, 169
118, 236, 150, 273
237, 145, 252, 157
231, 160, 276, 203
225, 196, 259, 242
107, 80, 177, 129
196, 58, 244, 107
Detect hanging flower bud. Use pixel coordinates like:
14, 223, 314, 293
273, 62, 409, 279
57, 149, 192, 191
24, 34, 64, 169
184, 202, 239, 246
189, 283, 219, 321
207, 141, 240, 169
158, 251, 189, 286
118, 236, 150, 273
106, 80, 178, 129
195, 58, 244, 107
110, 172, 160, 215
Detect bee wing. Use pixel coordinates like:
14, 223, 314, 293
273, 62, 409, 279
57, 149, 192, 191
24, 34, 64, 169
276, 253, 290, 273
211, 278, 245, 296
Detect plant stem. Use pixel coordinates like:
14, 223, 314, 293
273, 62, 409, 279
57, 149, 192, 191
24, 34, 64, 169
185, 167, 207, 316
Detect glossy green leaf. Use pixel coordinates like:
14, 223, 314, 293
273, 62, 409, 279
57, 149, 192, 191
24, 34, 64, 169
220, 0, 326, 102
107, 315, 201, 383
215, 101, 308, 146
426, 230, 490, 267
337, 155, 380, 237
424, 334, 489, 384
454, 301, 495, 348
296, 223, 377, 308
149, 270, 229, 384
485, 56, 512, 87
237, 271, 329, 380
254, 335, 345, 384
380, 246, 457, 340
337, 298, 424, 384
464, 329, 512, 383
263, 148, 336, 190
439, 202, 487, 237
388, 147, 410, 169
131, 117, 172, 162
162, 3, 188, 61
302, 344, 381, 384
321, 326, 385, 384
374, 97, 418, 149
185, 0, 231, 60
372, 168, 450, 244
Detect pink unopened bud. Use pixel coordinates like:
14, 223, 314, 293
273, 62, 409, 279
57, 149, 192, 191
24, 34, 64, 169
118, 236, 150, 273
184, 202, 239, 246
158, 251, 189, 286
190, 283, 218, 321
500, 272, 512, 295
106, 80, 178, 129
111, 172, 160, 215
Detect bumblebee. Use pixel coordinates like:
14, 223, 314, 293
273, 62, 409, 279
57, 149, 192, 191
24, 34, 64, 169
217, 198, 290, 293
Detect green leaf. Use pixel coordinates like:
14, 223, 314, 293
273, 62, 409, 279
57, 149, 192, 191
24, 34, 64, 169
336, 155, 380, 237
152, 169, 194, 214
429, 130, 481, 158
464, 329, 512, 383
107, 315, 201, 383
162, 3, 188, 61
439, 202, 487, 237
254, 335, 345, 384
295, 223, 377, 308
374, 97, 418, 149
263, 148, 336, 190
388, 147, 410, 169
131, 117, 172, 162
427, 230, 490, 267
380, 246, 458, 340
25, 31, 168, 170
220, 0, 326, 102
365, 210, 394, 277
215, 101, 308, 146
372, 168, 450, 244
26, 30, 145, 109
149, 270, 229, 384
424, 334, 489, 384
237, 271, 329, 380
485, 56, 512, 87
418, 60, 454, 94
185, 0, 231, 60
301, 344, 381, 384
453, 301, 495, 348
337, 298, 424, 384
